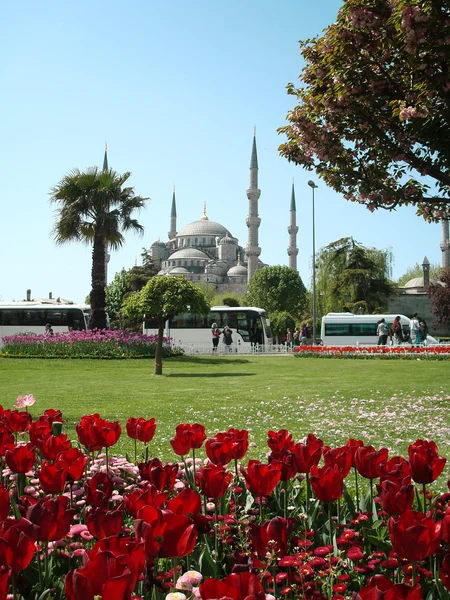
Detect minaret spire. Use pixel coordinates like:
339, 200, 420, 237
287, 179, 299, 271
168, 186, 177, 240
245, 130, 262, 283
103, 142, 109, 172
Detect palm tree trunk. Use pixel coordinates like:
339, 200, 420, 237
154, 320, 165, 375
89, 231, 108, 329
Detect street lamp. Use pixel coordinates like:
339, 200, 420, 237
308, 180, 318, 345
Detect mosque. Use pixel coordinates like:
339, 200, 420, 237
147, 133, 299, 295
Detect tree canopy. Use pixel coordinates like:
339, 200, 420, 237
50, 168, 148, 328
315, 237, 394, 314
122, 276, 210, 374
279, 0, 450, 221
245, 266, 307, 316
428, 267, 450, 326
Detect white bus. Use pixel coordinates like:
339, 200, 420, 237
320, 313, 438, 346
0, 302, 87, 345
143, 306, 273, 354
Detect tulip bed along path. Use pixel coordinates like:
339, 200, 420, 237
0, 356, 450, 599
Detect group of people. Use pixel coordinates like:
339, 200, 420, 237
211, 323, 233, 353
377, 313, 427, 346
286, 324, 311, 347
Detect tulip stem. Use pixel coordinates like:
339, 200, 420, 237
105, 446, 109, 475
328, 502, 333, 546
214, 499, 219, 557
283, 479, 288, 520
412, 560, 417, 586
12, 574, 17, 600
192, 448, 196, 481
171, 557, 178, 591
134, 438, 137, 464
306, 473, 310, 512
354, 467, 360, 509
43, 540, 49, 588
423, 483, 427, 513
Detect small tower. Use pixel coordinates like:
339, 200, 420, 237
441, 218, 450, 268
287, 179, 299, 271
245, 130, 261, 283
168, 187, 177, 240
422, 256, 430, 288
103, 142, 109, 172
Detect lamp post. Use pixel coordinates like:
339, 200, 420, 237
308, 180, 318, 345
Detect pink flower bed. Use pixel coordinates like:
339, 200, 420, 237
0, 395, 449, 599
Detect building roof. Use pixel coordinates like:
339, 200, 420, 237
404, 277, 425, 288
177, 219, 230, 238
151, 239, 166, 248
227, 264, 248, 277
169, 267, 190, 274
219, 233, 236, 245
169, 248, 209, 260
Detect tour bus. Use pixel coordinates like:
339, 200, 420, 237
143, 306, 273, 353
320, 313, 438, 346
0, 302, 87, 346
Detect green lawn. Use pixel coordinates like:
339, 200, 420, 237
1, 355, 449, 461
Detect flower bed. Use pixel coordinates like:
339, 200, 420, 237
1, 395, 450, 599
0, 330, 179, 359
293, 345, 450, 360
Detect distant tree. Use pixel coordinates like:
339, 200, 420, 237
316, 238, 394, 314
122, 276, 210, 375
279, 0, 450, 221
50, 167, 148, 329
212, 292, 243, 307
269, 311, 296, 344
245, 266, 307, 317
219, 297, 240, 307
105, 269, 129, 322
428, 268, 450, 326
396, 262, 442, 286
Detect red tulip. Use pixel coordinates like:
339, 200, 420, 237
166, 487, 202, 518
84, 472, 114, 507
379, 456, 412, 483
376, 479, 414, 515
205, 433, 235, 465
26, 496, 75, 541
136, 509, 198, 559
2, 410, 32, 433
88, 537, 145, 593
195, 462, 233, 498
124, 483, 167, 518
0, 518, 35, 572
170, 423, 206, 456
28, 417, 52, 448
126, 416, 156, 443
440, 553, 450, 592
310, 464, 344, 503
227, 428, 248, 460
5, 442, 36, 474
267, 429, 295, 453
38, 461, 67, 494
56, 447, 88, 483
138, 458, 178, 491
76, 414, 121, 451
345, 438, 364, 467
354, 445, 389, 480
240, 459, 282, 497
0, 565, 11, 600
408, 439, 446, 484
323, 446, 353, 478
199, 572, 264, 600
353, 574, 421, 599
86, 506, 123, 538
0, 425, 14, 456
37, 433, 71, 460
250, 516, 294, 558
0, 485, 10, 521
269, 448, 298, 481
388, 510, 442, 561
65, 551, 134, 600
294, 433, 324, 473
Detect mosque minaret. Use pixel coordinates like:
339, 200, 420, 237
287, 180, 299, 271
245, 131, 262, 284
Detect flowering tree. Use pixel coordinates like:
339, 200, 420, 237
428, 267, 450, 325
279, 0, 450, 221
122, 276, 210, 375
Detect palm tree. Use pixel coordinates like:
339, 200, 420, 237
50, 167, 148, 329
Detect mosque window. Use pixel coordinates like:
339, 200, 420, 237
202, 237, 206, 245
195, 237, 198, 246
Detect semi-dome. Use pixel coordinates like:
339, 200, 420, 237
177, 219, 230, 238
169, 267, 190, 274
227, 263, 248, 277
169, 248, 209, 260
404, 277, 424, 288
219, 233, 236, 245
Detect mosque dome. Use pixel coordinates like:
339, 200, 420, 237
169, 248, 209, 260
177, 219, 229, 238
227, 263, 248, 277
404, 277, 424, 288
219, 233, 236, 245
169, 267, 190, 274
151, 239, 166, 248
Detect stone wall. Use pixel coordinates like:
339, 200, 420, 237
388, 291, 450, 338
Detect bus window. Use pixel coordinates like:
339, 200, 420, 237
236, 311, 250, 342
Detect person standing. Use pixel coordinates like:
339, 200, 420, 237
211, 322, 221, 353
409, 313, 420, 345
377, 318, 389, 345
293, 327, 300, 347
222, 324, 233, 353
286, 328, 293, 348
391, 316, 403, 345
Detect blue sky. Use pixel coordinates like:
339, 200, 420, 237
1, 0, 442, 303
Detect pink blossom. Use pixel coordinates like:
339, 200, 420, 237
15, 394, 36, 408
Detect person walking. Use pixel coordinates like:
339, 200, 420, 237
293, 327, 300, 347
409, 313, 420, 345
377, 318, 389, 345
286, 328, 293, 348
211, 322, 221, 353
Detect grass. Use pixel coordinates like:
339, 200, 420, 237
1, 355, 449, 461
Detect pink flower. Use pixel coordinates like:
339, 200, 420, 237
176, 570, 203, 591
15, 394, 36, 409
